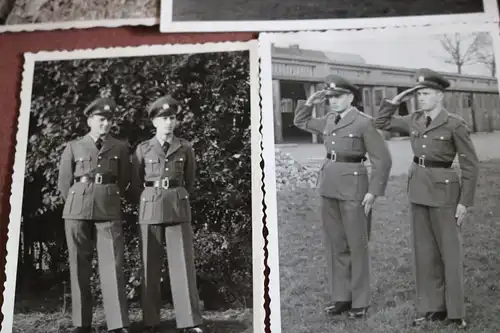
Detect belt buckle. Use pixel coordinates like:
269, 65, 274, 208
80, 176, 89, 183
95, 173, 103, 184
418, 156, 425, 168
161, 177, 170, 189
330, 151, 337, 162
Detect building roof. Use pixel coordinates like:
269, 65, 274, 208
272, 44, 366, 65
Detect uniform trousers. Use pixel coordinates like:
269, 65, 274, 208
320, 196, 372, 308
64, 219, 129, 331
410, 203, 465, 319
139, 222, 203, 328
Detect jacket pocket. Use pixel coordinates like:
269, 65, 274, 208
101, 155, 120, 174
75, 156, 92, 174
175, 188, 191, 222
145, 157, 161, 176
434, 177, 460, 206
341, 168, 369, 199
140, 190, 159, 221
67, 185, 86, 215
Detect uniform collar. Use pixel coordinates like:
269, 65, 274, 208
87, 133, 108, 142
337, 106, 353, 118
424, 106, 443, 120
155, 134, 174, 147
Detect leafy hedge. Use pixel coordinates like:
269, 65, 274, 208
19, 50, 252, 309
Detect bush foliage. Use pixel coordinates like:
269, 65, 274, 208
19, 51, 252, 309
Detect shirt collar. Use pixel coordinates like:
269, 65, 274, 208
424, 107, 442, 120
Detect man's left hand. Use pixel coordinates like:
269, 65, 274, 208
456, 204, 468, 227
362, 193, 376, 216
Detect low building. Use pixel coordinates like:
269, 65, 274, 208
271, 44, 500, 144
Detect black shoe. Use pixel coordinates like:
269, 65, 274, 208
183, 327, 203, 333
325, 301, 352, 315
347, 307, 368, 319
412, 311, 447, 326
446, 319, 467, 330
144, 326, 161, 333
73, 327, 91, 333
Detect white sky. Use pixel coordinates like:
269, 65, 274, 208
272, 32, 493, 77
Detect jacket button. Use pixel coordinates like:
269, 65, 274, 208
332, 133, 336, 136
71, 191, 75, 194
149, 159, 153, 162
114, 156, 118, 159
332, 141, 335, 144
97, 164, 101, 167
349, 134, 353, 137
98, 156, 102, 159
440, 136, 444, 140
445, 180, 449, 183
423, 135, 427, 138
165, 168, 169, 171
180, 158, 183, 161
354, 172, 358, 175
422, 145, 426, 148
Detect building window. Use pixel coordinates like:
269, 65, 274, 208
363, 89, 371, 107
462, 93, 472, 108
374, 89, 384, 107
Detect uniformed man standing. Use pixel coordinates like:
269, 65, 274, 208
57, 97, 131, 333
131, 95, 203, 333
374, 68, 479, 329
294, 75, 392, 318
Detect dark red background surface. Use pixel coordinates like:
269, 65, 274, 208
0, 27, 256, 328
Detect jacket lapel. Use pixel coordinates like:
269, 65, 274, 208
423, 109, 449, 134
150, 137, 165, 158
166, 136, 182, 158
333, 108, 357, 132
81, 134, 99, 157
99, 135, 116, 155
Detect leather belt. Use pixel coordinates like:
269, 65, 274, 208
413, 156, 453, 168
75, 174, 117, 185
144, 178, 182, 189
326, 152, 367, 163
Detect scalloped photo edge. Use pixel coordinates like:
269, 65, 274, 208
1, 39, 264, 333
160, 0, 499, 33
258, 22, 500, 333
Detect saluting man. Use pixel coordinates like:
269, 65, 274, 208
57, 97, 131, 333
294, 75, 392, 318
131, 95, 203, 333
374, 68, 479, 329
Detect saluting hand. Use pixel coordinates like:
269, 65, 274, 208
305, 90, 328, 106
455, 204, 468, 227
390, 86, 420, 105
362, 193, 376, 216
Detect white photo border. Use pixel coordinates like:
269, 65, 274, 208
160, 0, 499, 33
2, 40, 264, 333
258, 22, 500, 333
0, 17, 158, 34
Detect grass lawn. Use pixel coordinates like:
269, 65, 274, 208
13, 301, 252, 333
4, 0, 158, 25
13, 283, 252, 333
172, 0, 483, 21
277, 159, 500, 333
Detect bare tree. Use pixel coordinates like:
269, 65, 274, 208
474, 32, 496, 77
437, 33, 483, 74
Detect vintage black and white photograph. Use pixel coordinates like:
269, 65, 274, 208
0, 0, 158, 33
2, 40, 263, 333
160, 0, 499, 33
260, 23, 500, 333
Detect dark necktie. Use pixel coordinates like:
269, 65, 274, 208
425, 116, 432, 128
163, 142, 170, 154
334, 114, 341, 125
95, 138, 103, 151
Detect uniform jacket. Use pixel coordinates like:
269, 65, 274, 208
131, 136, 196, 224
57, 134, 131, 220
374, 99, 479, 208
294, 102, 392, 201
